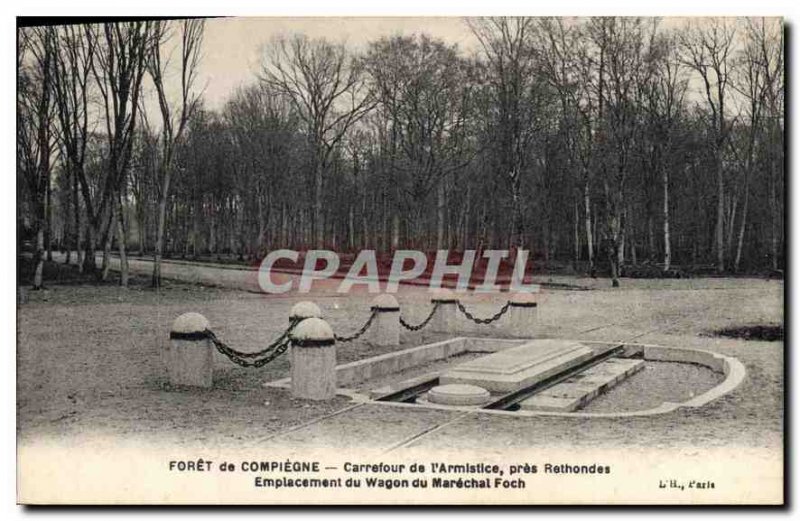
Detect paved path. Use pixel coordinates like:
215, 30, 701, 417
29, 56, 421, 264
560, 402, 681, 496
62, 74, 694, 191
53, 251, 265, 292
50, 252, 571, 297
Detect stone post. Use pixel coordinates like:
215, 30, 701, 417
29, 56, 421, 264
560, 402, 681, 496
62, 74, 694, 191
290, 317, 337, 400
168, 312, 213, 388
430, 288, 458, 334
369, 294, 400, 346
508, 292, 538, 338
289, 301, 322, 324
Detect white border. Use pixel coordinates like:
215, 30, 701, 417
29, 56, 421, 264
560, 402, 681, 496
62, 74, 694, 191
4, 1, 795, 517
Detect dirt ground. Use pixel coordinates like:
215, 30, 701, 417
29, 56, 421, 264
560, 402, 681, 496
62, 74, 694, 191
16, 259, 784, 454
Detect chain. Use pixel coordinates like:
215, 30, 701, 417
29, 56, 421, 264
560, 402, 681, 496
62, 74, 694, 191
399, 301, 441, 331
334, 309, 378, 343
204, 319, 299, 368
201, 298, 509, 366
456, 300, 511, 325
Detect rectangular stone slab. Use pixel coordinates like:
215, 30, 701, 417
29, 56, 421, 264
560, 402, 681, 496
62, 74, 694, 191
520, 358, 644, 412
440, 339, 594, 393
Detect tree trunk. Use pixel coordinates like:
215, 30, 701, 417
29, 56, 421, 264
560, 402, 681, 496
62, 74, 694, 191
228, 200, 236, 255
543, 225, 551, 264
460, 187, 471, 251
153, 163, 171, 287
361, 189, 369, 250
608, 241, 620, 288
64, 169, 72, 265
82, 221, 97, 274
608, 191, 621, 288
583, 177, 594, 273
733, 185, 749, 273
726, 195, 737, 258
116, 198, 129, 287
391, 211, 400, 252
313, 157, 324, 249
101, 211, 115, 281
436, 180, 445, 250
573, 199, 580, 265
281, 202, 288, 248
734, 158, 752, 272
74, 172, 83, 270
209, 203, 217, 255
153, 196, 167, 286
348, 204, 355, 251
715, 157, 725, 272
138, 211, 145, 256
45, 171, 53, 262
509, 171, 523, 250
769, 154, 778, 270
33, 228, 45, 289
192, 200, 199, 259
663, 165, 671, 271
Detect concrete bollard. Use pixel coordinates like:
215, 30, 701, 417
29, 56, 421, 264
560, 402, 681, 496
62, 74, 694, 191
168, 312, 214, 388
430, 288, 458, 334
508, 292, 538, 338
289, 301, 322, 323
290, 317, 337, 400
369, 294, 400, 347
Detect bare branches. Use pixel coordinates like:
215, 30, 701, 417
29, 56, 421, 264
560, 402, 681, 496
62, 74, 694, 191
17, 25, 57, 287
678, 18, 738, 138
145, 19, 206, 286
16, 17, 786, 282
261, 34, 373, 162
363, 33, 477, 209
260, 33, 373, 247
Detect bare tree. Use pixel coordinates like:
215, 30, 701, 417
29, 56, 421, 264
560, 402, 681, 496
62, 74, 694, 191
261, 34, 374, 249
679, 19, 737, 273
538, 18, 595, 269
89, 22, 152, 285
469, 17, 543, 252
727, 25, 765, 272
365, 34, 476, 250
641, 30, 688, 271
147, 19, 205, 287
585, 18, 653, 286
21, 17, 784, 287
18, 26, 56, 289
749, 18, 784, 271
51, 24, 96, 271
222, 84, 300, 257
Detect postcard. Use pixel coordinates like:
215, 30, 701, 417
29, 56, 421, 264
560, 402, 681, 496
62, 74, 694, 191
16, 15, 785, 505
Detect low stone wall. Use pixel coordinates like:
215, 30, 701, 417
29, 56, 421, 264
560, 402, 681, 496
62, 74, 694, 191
463, 337, 527, 353
642, 345, 727, 374
336, 338, 469, 387
351, 340, 747, 419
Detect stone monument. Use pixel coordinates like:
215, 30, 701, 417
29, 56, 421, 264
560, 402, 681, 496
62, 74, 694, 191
440, 339, 593, 393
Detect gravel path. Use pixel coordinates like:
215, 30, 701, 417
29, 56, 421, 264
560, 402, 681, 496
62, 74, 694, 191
17, 260, 783, 453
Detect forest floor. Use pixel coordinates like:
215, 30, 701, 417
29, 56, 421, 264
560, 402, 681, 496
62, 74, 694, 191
17, 256, 784, 457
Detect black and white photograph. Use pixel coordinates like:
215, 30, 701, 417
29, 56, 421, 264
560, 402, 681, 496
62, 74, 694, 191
13, 10, 786, 506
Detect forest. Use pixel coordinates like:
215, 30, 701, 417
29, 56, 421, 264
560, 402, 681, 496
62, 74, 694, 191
17, 17, 785, 289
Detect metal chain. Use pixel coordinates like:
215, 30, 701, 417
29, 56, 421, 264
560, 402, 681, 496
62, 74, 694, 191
334, 309, 378, 343
204, 319, 299, 368
399, 301, 441, 331
456, 300, 511, 325
206, 330, 292, 368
